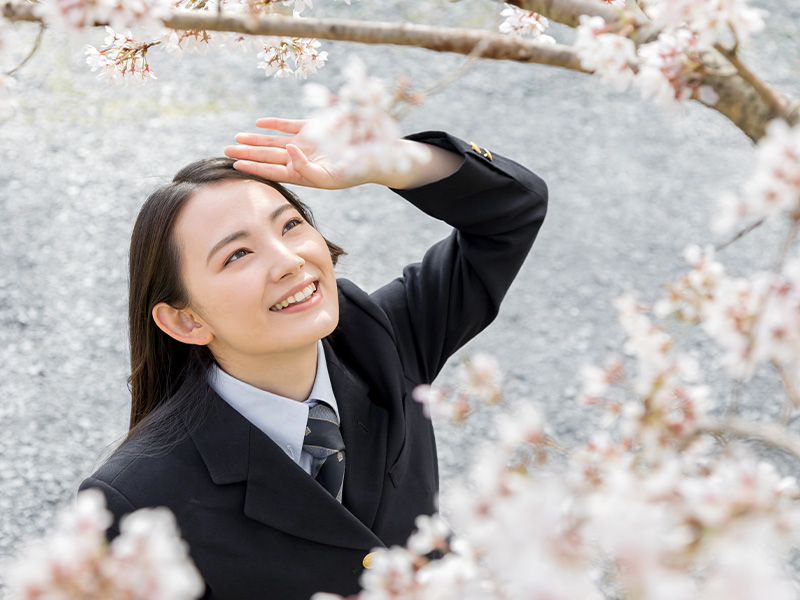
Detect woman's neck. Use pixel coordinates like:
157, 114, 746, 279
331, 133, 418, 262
214, 342, 319, 401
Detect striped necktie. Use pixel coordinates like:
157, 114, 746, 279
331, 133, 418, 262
303, 402, 346, 501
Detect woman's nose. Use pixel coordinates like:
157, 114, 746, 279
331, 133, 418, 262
268, 242, 305, 281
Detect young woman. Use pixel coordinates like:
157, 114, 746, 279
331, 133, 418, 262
81, 118, 548, 599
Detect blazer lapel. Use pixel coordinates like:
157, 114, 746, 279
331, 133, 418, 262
324, 342, 388, 531
191, 392, 381, 551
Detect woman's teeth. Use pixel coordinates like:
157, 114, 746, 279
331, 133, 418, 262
270, 282, 317, 311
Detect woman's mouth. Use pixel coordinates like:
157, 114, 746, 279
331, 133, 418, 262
269, 281, 318, 312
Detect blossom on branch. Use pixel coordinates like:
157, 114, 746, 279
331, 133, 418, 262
34, 0, 162, 34
713, 119, 800, 233
8, 489, 204, 600
574, 15, 637, 92
85, 27, 158, 83
161, 28, 219, 58
637, 29, 719, 108
643, 0, 766, 45
257, 36, 327, 78
498, 4, 555, 44
300, 57, 430, 177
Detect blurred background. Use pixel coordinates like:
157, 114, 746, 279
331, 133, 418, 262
1, 0, 798, 589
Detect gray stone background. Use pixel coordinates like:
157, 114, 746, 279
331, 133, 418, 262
1, 0, 799, 591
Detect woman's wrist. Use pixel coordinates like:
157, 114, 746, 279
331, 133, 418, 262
374, 141, 463, 190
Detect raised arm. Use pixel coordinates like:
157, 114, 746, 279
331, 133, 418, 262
223, 117, 463, 190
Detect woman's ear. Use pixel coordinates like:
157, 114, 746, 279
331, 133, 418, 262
152, 302, 214, 346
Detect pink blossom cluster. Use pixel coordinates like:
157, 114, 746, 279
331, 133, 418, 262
299, 57, 431, 179
34, 0, 163, 35
414, 353, 504, 423
573, 0, 767, 110
257, 37, 327, 78
657, 244, 800, 383
643, 0, 765, 44
498, 4, 555, 44
714, 120, 800, 233
314, 399, 800, 599
574, 15, 637, 92
8, 489, 204, 600
574, 15, 718, 108
161, 29, 220, 58
637, 29, 719, 108
85, 27, 157, 84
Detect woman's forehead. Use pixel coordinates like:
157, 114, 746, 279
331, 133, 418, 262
175, 180, 292, 252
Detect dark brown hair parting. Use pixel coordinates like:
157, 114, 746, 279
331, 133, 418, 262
125, 157, 344, 447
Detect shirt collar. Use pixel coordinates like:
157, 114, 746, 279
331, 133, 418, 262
207, 340, 339, 465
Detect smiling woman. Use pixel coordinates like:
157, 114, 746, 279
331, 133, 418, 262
80, 118, 548, 600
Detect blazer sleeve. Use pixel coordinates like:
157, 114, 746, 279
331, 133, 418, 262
369, 131, 548, 385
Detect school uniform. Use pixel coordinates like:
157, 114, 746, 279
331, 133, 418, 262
80, 131, 548, 600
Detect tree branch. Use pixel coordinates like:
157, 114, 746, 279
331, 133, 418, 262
2, 1, 589, 72
714, 43, 788, 118
507, 0, 620, 29
693, 418, 800, 462
5, 20, 44, 76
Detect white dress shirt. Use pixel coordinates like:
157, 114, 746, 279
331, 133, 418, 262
207, 340, 340, 482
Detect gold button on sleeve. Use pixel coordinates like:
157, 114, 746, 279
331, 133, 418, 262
362, 552, 377, 569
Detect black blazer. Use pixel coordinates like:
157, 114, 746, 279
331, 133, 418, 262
81, 132, 548, 600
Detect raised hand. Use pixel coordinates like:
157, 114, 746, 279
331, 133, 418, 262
224, 117, 368, 190
225, 116, 461, 190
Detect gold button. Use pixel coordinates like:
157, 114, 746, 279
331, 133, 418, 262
483, 148, 493, 161
362, 552, 377, 569
469, 141, 481, 154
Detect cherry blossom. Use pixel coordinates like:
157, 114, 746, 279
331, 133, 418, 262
34, 0, 162, 35
713, 119, 800, 233
300, 57, 430, 178
85, 27, 158, 84
637, 29, 719, 109
7, 489, 204, 600
257, 37, 327, 78
574, 15, 637, 92
161, 29, 219, 58
643, 0, 766, 45
498, 4, 555, 44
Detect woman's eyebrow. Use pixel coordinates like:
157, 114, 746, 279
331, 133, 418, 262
205, 204, 294, 265
207, 230, 249, 265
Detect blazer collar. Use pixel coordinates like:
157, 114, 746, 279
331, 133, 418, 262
190, 392, 381, 551
323, 341, 388, 531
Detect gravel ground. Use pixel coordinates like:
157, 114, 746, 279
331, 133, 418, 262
1, 0, 799, 591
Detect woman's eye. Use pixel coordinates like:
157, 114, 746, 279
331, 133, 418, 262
224, 249, 249, 266
282, 218, 303, 234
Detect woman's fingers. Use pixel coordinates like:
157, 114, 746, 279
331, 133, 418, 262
254, 117, 306, 135
224, 145, 288, 165
230, 159, 293, 183
233, 132, 292, 149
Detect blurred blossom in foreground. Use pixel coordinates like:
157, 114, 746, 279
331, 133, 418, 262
34, 0, 163, 34
8, 489, 204, 600
644, 0, 765, 44
300, 57, 430, 178
713, 120, 800, 233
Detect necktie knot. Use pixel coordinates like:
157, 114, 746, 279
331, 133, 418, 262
303, 402, 345, 500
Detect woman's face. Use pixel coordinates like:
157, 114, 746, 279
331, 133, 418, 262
172, 179, 338, 369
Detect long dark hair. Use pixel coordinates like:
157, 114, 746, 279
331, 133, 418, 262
125, 157, 344, 446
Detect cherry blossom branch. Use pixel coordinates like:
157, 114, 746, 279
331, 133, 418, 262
1, 1, 588, 71
714, 217, 765, 252
692, 418, 800, 462
5, 21, 44, 76
713, 42, 789, 119
507, 0, 620, 29
509, 0, 660, 43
